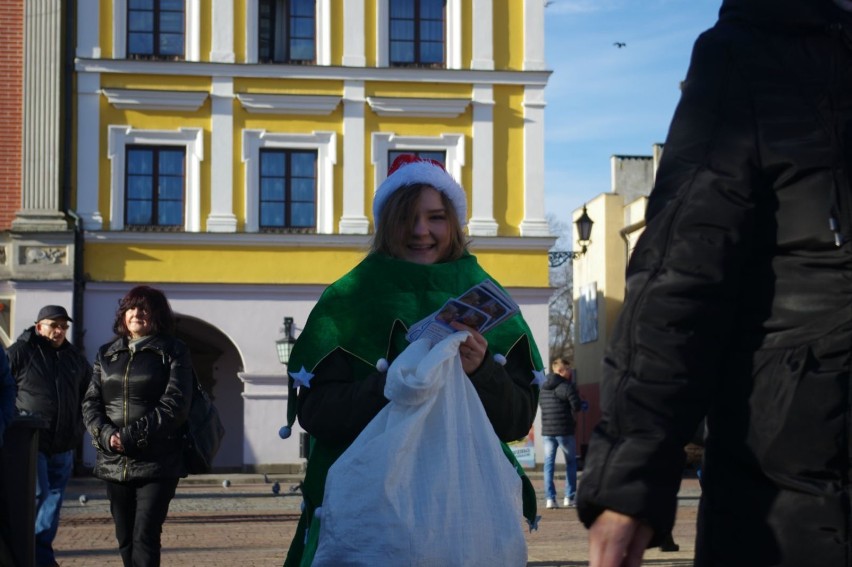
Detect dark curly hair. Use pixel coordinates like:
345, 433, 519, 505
113, 285, 176, 337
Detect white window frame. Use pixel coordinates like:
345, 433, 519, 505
377, 0, 461, 69
242, 130, 337, 234
107, 126, 204, 232
245, 0, 331, 65
371, 133, 465, 200
113, 0, 201, 61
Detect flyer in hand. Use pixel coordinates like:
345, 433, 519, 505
406, 280, 520, 345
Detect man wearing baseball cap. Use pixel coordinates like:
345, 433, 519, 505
7, 305, 91, 567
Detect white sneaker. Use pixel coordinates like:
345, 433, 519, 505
564, 497, 576, 507
546, 499, 558, 509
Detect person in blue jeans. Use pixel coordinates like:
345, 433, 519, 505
539, 356, 582, 509
8, 305, 92, 567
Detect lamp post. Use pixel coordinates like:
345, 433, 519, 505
276, 317, 296, 366
276, 316, 304, 448
548, 206, 594, 268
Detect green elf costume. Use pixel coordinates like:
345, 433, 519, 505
280, 156, 544, 567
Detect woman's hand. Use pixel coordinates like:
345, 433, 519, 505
109, 432, 124, 453
449, 321, 488, 375
589, 510, 653, 567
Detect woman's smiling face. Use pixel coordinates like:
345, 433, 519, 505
399, 186, 452, 265
125, 307, 153, 339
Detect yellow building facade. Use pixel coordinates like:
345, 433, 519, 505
571, 152, 659, 453
71, 0, 554, 470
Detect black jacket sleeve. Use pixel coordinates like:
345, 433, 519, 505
467, 336, 537, 442
82, 351, 119, 454
577, 25, 759, 539
297, 348, 389, 446
554, 380, 582, 414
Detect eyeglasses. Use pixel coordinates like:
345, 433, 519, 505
43, 321, 69, 330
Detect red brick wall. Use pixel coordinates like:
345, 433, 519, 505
0, 0, 24, 229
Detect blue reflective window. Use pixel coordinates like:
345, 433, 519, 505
125, 146, 185, 230
259, 149, 317, 230
258, 0, 316, 64
127, 0, 185, 60
389, 0, 445, 67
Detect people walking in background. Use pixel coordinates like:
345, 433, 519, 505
7, 305, 91, 567
281, 154, 544, 566
83, 286, 194, 567
577, 1, 852, 566
540, 356, 582, 510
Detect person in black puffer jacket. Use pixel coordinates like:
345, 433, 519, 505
577, 1, 852, 566
7, 304, 91, 567
539, 356, 582, 510
82, 286, 193, 567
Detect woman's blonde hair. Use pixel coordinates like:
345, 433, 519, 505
371, 184, 468, 262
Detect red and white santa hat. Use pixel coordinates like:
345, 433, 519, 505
373, 154, 467, 228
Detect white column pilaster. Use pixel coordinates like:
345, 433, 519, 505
210, 0, 235, 63
76, 0, 101, 58
343, 0, 366, 66
471, 0, 494, 70
468, 85, 498, 236
524, 0, 546, 71
76, 73, 103, 230
339, 81, 369, 234
207, 77, 237, 232
520, 85, 549, 236
13, 0, 66, 231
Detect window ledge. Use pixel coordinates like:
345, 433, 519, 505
102, 88, 208, 111
237, 94, 341, 115
367, 96, 470, 118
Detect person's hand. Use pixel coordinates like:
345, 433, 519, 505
589, 510, 653, 567
449, 321, 487, 375
109, 432, 124, 453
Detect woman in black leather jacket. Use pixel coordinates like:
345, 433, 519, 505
82, 286, 193, 567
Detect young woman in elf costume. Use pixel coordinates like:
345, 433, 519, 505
280, 154, 545, 566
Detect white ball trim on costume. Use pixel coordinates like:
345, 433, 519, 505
376, 358, 389, 373
493, 353, 507, 366
373, 161, 467, 228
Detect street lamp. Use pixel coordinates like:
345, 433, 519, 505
276, 317, 296, 366
548, 206, 594, 267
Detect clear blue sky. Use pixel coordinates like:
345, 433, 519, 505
543, 0, 722, 232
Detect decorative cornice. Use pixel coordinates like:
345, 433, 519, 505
75, 59, 552, 87
237, 93, 341, 115
102, 88, 208, 110
84, 231, 372, 248
82, 231, 556, 252
469, 236, 556, 252
367, 96, 469, 117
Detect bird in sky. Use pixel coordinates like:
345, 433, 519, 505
614, 42, 627, 48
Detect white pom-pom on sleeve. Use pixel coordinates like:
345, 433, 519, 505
493, 353, 507, 366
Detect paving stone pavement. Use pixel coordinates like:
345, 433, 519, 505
53, 474, 701, 566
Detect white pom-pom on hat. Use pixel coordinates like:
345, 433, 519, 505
376, 358, 389, 373
493, 353, 507, 366
373, 154, 467, 228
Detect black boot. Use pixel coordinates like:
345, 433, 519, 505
659, 532, 680, 552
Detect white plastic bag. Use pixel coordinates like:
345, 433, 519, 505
313, 332, 527, 567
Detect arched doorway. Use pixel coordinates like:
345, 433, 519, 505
176, 315, 244, 472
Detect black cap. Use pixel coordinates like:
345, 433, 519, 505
36, 305, 73, 323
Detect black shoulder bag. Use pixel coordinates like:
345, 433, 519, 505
184, 373, 226, 474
